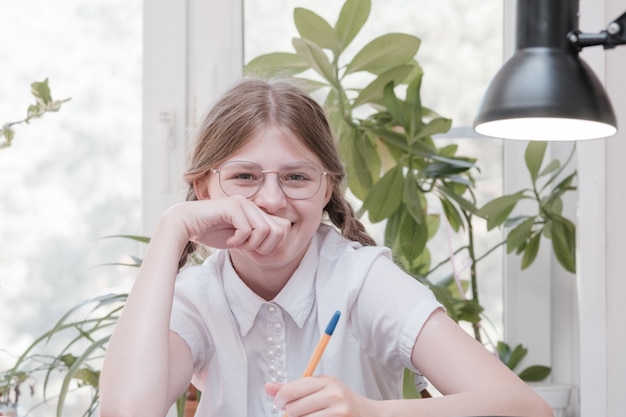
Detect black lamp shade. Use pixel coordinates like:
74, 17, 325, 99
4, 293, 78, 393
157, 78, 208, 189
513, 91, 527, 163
474, 0, 618, 141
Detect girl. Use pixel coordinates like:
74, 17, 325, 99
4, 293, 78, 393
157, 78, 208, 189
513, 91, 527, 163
99, 78, 552, 417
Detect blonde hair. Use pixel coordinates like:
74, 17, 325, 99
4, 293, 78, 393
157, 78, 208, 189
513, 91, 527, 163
179, 78, 375, 267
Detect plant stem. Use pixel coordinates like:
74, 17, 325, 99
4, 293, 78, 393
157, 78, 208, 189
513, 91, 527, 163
464, 210, 482, 343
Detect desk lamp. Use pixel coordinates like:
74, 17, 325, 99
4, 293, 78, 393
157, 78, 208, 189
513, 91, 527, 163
474, 0, 626, 141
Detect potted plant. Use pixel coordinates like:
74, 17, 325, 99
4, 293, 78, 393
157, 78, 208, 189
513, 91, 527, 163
244, 0, 575, 403
0, 234, 201, 417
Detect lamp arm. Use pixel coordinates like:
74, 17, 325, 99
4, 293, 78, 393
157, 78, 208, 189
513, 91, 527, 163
568, 10, 626, 51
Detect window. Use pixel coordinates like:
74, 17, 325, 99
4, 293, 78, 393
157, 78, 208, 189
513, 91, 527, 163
0, 1, 141, 414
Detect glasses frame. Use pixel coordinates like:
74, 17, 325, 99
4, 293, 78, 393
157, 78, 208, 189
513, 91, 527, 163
210, 160, 328, 200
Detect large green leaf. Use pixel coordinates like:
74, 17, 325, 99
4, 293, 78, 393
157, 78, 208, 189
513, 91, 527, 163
244, 52, 309, 78
538, 143, 576, 192
496, 341, 512, 365
372, 126, 475, 170
363, 165, 404, 222
355, 131, 381, 185
344, 33, 420, 75
524, 141, 547, 183
292, 37, 337, 86
335, 0, 370, 51
394, 207, 429, 261
422, 161, 471, 179
453, 298, 483, 324
339, 126, 375, 200
537, 158, 560, 179
437, 184, 477, 214
352, 65, 416, 108
476, 191, 527, 230
439, 196, 463, 232
294, 8, 341, 54
520, 232, 541, 269
404, 169, 424, 224
549, 215, 576, 273
428, 284, 461, 322
414, 117, 453, 142
507, 344, 528, 371
506, 217, 535, 253
382, 82, 410, 134
518, 365, 551, 382
403, 74, 422, 140
404, 239, 433, 275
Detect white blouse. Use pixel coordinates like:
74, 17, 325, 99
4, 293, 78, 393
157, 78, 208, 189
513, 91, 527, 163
170, 224, 442, 417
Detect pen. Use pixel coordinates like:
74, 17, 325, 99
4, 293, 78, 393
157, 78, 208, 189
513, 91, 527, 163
283, 311, 341, 417
301, 310, 341, 377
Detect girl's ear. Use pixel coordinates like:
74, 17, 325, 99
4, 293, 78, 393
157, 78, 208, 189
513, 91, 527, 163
193, 179, 210, 200
323, 177, 333, 205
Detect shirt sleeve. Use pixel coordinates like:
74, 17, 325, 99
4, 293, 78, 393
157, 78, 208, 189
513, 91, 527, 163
351, 253, 443, 373
170, 265, 214, 371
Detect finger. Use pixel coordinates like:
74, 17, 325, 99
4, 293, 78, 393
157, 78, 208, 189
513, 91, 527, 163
272, 377, 325, 411
249, 217, 291, 255
221, 197, 262, 246
264, 382, 282, 398
228, 202, 291, 252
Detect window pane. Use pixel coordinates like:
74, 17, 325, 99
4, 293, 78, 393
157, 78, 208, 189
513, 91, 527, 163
0, 0, 141, 414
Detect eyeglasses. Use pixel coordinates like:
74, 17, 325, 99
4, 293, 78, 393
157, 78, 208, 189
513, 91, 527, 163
211, 161, 328, 200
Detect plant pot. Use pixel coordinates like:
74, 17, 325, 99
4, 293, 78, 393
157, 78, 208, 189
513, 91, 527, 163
529, 383, 573, 417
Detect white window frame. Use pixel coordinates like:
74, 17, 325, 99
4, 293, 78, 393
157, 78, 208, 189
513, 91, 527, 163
142, 0, 243, 234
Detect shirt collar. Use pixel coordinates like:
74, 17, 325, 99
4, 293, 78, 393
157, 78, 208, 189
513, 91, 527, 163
222, 232, 319, 336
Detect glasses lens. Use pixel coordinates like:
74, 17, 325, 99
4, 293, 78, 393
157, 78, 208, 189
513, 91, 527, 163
218, 161, 263, 198
278, 162, 323, 199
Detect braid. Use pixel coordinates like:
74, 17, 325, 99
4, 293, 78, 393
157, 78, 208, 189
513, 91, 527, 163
178, 241, 198, 270
326, 183, 376, 247
177, 186, 199, 269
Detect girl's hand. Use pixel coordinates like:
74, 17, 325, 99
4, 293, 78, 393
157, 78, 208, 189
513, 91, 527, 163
164, 196, 292, 255
265, 376, 379, 417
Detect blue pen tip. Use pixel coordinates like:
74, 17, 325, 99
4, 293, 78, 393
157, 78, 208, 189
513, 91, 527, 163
324, 311, 341, 335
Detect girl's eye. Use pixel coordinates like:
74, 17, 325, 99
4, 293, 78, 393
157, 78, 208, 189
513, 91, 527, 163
233, 172, 260, 181
283, 173, 308, 182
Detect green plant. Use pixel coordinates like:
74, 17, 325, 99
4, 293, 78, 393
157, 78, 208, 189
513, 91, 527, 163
245, 0, 576, 384
1, 78, 70, 149
1, 78, 71, 415
497, 341, 551, 382
0, 234, 202, 417
1, 293, 125, 416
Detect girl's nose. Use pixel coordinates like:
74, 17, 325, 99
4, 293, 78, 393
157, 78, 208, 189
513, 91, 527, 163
252, 173, 287, 211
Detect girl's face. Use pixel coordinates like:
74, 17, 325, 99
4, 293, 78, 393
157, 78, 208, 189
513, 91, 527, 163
202, 125, 332, 295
